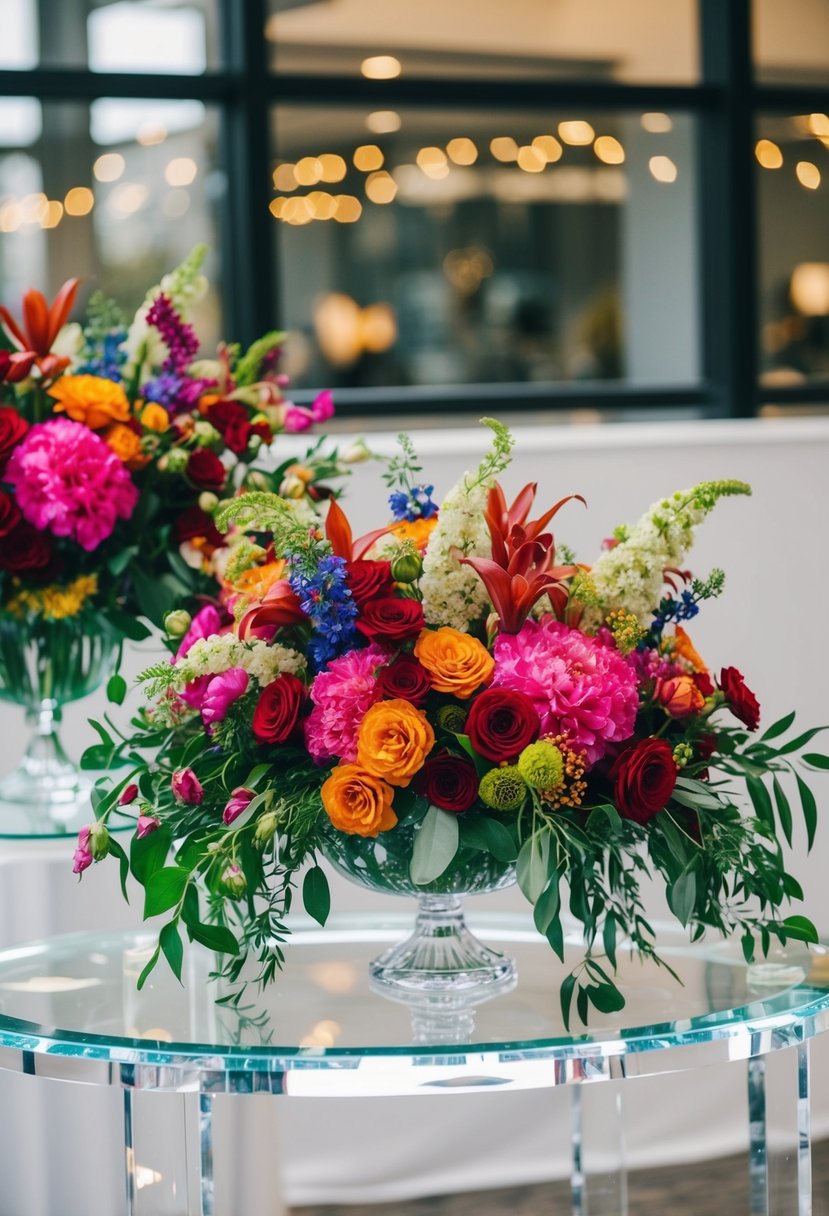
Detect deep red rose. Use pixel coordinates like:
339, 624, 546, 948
174, 506, 224, 548
356, 595, 425, 643
693, 671, 715, 696
415, 753, 479, 813
0, 522, 52, 573
0, 406, 29, 472
208, 401, 251, 456
696, 732, 718, 762
346, 559, 393, 607
0, 490, 20, 538
250, 420, 273, 446
186, 448, 227, 492
377, 655, 431, 705
252, 673, 305, 744
719, 666, 760, 731
466, 688, 539, 763
612, 737, 677, 825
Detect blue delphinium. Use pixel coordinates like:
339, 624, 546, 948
388, 483, 438, 523
288, 552, 358, 671
78, 329, 128, 381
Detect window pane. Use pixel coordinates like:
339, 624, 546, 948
753, 0, 829, 85
0, 98, 224, 351
267, 0, 698, 83
757, 115, 829, 386
0, 0, 220, 73
271, 106, 700, 391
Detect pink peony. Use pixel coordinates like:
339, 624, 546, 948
175, 604, 223, 661
6, 418, 138, 551
492, 619, 639, 766
201, 667, 249, 728
304, 644, 387, 762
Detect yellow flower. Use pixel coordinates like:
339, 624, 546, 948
414, 626, 494, 699
105, 423, 148, 470
140, 402, 170, 432
321, 764, 397, 837
389, 517, 438, 553
356, 699, 435, 787
7, 574, 98, 621
49, 375, 130, 430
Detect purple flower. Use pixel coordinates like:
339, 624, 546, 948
223, 787, 255, 826
145, 293, 199, 373
201, 668, 249, 729
137, 814, 160, 838
171, 768, 204, 805
72, 826, 93, 875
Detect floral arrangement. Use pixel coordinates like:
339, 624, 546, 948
81, 421, 826, 1025
0, 246, 336, 650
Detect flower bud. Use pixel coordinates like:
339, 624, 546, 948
244, 470, 271, 492
72, 826, 94, 875
655, 675, 705, 719
198, 491, 219, 513
223, 787, 255, 826
340, 438, 371, 465
164, 609, 192, 638
137, 813, 160, 838
279, 474, 306, 500
89, 821, 110, 862
390, 550, 423, 584
254, 811, 279, 849
221, 863, 247, 898
194, 420, 220, 446
171, 767, 204, 805
248, 433, 263, 452
118, 783, 139, 806
165, 448, 189, 474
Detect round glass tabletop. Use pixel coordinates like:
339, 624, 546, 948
0, 914, 826, 1097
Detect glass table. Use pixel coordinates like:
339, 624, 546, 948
0, 913, 825, 1215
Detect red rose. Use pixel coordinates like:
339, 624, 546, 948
696, 732, 717, 762
719, 666, 760, 731
693, 671, 714, 696
346, 559, 393, 607
466, 688, 539, 762
208, 401, 251, 456
0, 406, 28, 472
252, 673, 305, 744
0, 490, 20, 538
612, 737, 677, 825
174, 506, 224, 548
415, 753, 479, 813
0, 522, 53, 573
250, 420, 273, 446
377, 655, 431, 705
186, 448, 227, 492
356, 596, 425, 643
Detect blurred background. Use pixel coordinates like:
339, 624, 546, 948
0, 0, 827, 420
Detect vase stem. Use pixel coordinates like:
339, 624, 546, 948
0, 698, 90, 829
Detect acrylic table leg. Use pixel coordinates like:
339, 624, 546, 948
123, 1088, 137, 1216
748, 1043, 812, 1215
570, 1082, 628, 1216
199, 1093, 215, 1215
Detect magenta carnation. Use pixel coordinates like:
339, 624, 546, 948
6, 419, 138, 551
492, 619, 639, 766
304, 644, 387, 763
176, 604, 223, 661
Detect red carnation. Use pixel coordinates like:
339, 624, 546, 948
0, 406, 29, 473
0, 522, 53, 573
186, 448, 226, 492
346, 559, 393, 607
719, 666, 760, 731
208, 400, 251, 456
356, 595, 425, 643
252, 673, 305, 744
377, 655, 431, 705
612, 737, 677, 825
0, 490, 20, 538
174, 506, 224, 548
693, 671, 715, 696
415, 753, 479, 813
466, 688, 539, 762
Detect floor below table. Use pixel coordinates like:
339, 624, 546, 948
294, 1141, 829, 1216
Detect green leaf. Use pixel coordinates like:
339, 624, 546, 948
668, 868, 697, 927
741, 931, 755, 965
107, 837, 130, 902
672, 777, 723, 810
137, 946, 160, 991
103, 608, 152, 642
131, 824, 172, 885
545, 913, 565, 962
803, 753, 829, 770
586, 804, 623, 833
560, 973, 577, 1031
795, 773, 818, 853
772, 777, 793, 847
782, 872, 804, 901
761, 710, 796, 742
576, 985, 589, 1026
516, 831, 551, 904
775, 727, 829, 755
302, 865, 331, 926
746, 776, 775, 830
461, 815, 518, 863
245, 763, 273, 790
409, 806, 459, 885
603, 913, 618, 969
586, 981, 626, 1015
79, 744, 113, 771
143, 866, 189, 918
780, 915, 820, 945
106, 674, 127, 705
187, 921, 240, 954
533, 875, 560, 936
159, 921, 184, 983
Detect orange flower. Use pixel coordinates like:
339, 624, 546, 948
198, 392, 222, 415
49, 375, 130, 430
233, 560, 286, 599
389, 517, 438, 552
414, 626, 494, 699
655, 675, 705, 719
356, 699, 435, 787
321, 764, 397, 837
673, 626, 707, 673
105, 423, 148, 470
141, 402, 170, 432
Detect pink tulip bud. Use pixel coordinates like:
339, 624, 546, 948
171, 768, 204, 805
223, 787, 255, 826
311, 389, 334, 423
118, 783, 139, 806
221, 863, 247, 897
137, 814, 161, 839
72, 826, 93, 875
282, 405, 313, 434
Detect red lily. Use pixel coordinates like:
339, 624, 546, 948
325, 497, 391, 560
0, 350, 36, 385
238, 579, 305, 640
0, 278, 80, 378
460, 482, 582, 633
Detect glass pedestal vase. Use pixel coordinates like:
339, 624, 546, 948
320, 820, 518, 1007
0, 615, 120, 835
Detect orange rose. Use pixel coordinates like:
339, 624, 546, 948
141, 402, 170, 432
655, 674, 705, 719
414, 626, 494, 699
49, 375, 130, 430
673, 626, 707, 673
321, 764, 397, 837
105, 423, 148, 470
356, 699, 435, 787
389, 517, 438, 552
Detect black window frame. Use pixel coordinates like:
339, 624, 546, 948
1, 0, 828, 419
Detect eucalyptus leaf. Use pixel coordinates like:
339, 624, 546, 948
668, 868, 697, 926
302, 865, 331, 926
409, 806, 459, 885
516, 831, 552, 904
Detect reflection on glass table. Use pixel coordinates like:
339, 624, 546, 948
0, 913, 824, 1214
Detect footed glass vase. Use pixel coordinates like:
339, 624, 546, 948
320, 820, 518, 1010
0, 615, 120, 834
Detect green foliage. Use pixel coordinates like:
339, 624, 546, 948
234, 331, 287, 387
463, 418, 514, 492
382, 432, 422, 491
410, 806, 460, 884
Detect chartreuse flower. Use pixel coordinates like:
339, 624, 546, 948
517, 740, 564, 790
437, 704, 467, 734
478, 765, 528, 812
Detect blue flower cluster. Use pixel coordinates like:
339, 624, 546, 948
649, 590, 700, 642
288, 553, 358, 671
141, 371, 184, 409
78, 330, 127, 382
388, 483, 438, 523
